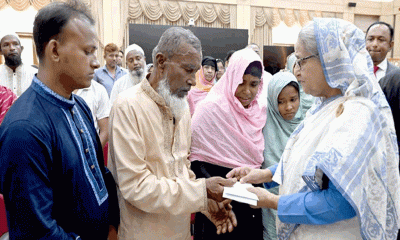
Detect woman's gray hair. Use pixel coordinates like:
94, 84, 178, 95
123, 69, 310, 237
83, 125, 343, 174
152, 27, 202, 65
298, 21, 319, 56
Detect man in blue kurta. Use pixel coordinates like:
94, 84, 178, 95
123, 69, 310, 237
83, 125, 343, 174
0, 1, 110, 239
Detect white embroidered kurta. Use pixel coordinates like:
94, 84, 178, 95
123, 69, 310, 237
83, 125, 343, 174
109, 73, 144, 105
108, 79, 207, 240
0, 64, 37, 97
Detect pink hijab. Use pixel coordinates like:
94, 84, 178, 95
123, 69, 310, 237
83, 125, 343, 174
187, 67, 215, 115
190, 49, 267, 169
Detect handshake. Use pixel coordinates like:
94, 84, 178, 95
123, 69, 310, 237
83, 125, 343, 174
202, 166, 274, 235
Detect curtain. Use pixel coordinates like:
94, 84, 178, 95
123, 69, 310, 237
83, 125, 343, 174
126, 0, 234, 28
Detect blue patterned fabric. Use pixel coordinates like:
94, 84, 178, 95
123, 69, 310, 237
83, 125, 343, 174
274, 18, 400, 240
0, 77, 109, 239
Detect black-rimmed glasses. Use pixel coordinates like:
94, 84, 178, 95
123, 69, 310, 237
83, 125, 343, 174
295, 54, 318, 70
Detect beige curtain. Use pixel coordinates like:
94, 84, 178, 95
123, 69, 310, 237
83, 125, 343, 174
126, 0, 234, 27
1, 0, 56, 11
122, 0, 236, 59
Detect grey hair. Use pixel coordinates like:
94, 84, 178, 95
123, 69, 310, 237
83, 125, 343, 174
298, 21, 319, 56
152, 27, 202, 66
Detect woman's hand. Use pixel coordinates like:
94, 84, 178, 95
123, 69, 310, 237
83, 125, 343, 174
226, 167, 272, 184
247, 187, 279, 210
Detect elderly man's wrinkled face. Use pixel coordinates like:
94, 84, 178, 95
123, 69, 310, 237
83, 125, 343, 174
126, 50, 146, 78
0, 35, 23, 68
164, 42, 201, 98
366, 24, 393, 66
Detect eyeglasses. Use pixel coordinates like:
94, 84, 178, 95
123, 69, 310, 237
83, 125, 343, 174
295, 54, 319, 70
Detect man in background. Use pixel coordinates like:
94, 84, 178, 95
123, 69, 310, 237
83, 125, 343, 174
94, 43, 126, 96
0, 32, 37, 97
365, 22, 400, 80
110, 44, 147, 105
117, 49, 124, 68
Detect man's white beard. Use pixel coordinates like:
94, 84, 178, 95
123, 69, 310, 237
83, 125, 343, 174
130, 67, 147, 85
156, 77, 189, 121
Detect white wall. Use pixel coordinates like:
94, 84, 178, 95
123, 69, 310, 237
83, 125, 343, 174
272, 22, 301, 46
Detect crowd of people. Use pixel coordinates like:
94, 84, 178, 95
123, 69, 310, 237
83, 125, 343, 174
0, 0, 399, 240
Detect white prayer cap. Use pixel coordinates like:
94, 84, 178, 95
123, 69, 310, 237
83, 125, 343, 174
125, 44, 144, 58
0, 31, 20, 43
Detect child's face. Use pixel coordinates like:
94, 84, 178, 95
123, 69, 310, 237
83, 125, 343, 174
278, 85, 300, 121
235, 74, 261, 108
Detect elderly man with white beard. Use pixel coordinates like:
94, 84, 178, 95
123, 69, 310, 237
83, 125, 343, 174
108, 27, 237, 240
110, 44, 147, 105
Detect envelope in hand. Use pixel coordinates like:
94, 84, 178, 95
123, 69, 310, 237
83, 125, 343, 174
223, 182, 259, 206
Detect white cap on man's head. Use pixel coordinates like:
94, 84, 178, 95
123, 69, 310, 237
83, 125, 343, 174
0, 31, 20, 43
125, 44, 144, 58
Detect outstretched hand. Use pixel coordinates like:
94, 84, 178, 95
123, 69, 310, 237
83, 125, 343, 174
226, 167, 272, 184
206, 177, 236, 202
205, 199, 237, 234
246, 187, 279, 210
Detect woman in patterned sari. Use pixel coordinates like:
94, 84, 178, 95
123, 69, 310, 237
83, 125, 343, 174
228, 18, 400, 240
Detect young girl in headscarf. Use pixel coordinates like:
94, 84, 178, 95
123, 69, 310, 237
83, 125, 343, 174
262, 72, 304, 240
190, 48, 266, 239
187, 56, 218, 115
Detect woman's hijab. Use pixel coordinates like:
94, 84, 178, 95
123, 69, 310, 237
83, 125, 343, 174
262, 72, 304, 170
190, 49, 267, 169
187, 57, 217, 115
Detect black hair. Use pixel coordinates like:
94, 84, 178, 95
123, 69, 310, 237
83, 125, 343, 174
33, 0, 95, 60
225, 50, 235, 63
216, 58, 224, 66
202, 56, 218, 72
284, 81, 300, 97
366, 21, 394, 42
244, 61, 262, 79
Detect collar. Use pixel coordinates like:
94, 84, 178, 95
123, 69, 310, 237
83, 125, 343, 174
140, 77, 167, 107
1, 63, 24, 73
31, 76, 75, 109
102, 65, 122, 74
377, 58, 388, 72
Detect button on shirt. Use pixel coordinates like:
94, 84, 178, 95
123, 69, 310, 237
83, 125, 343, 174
0, 77, 109, 239
0, 64, 37, 97
93, 65, 126, 96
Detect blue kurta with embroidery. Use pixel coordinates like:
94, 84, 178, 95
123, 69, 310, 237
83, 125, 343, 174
0, 77, 109, 239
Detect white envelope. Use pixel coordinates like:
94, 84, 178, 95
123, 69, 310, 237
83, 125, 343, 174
223, 182, 259, 206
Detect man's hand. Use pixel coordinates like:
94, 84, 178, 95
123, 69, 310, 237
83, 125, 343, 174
205, 177, 236, 202
203, 199, 237, 234
247, 187, 279, 210
226, 167, 272, 184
